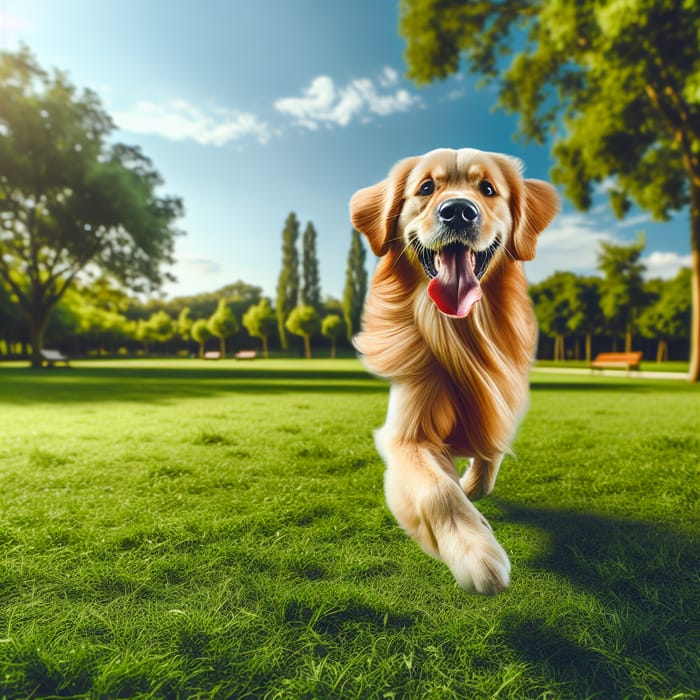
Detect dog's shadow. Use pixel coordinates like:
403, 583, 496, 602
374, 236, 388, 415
494, 500, 700, 696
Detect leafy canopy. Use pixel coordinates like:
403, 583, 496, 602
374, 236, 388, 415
400, 0, 700, 218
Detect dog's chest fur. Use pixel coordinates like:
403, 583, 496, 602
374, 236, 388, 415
355, 253, 536, 459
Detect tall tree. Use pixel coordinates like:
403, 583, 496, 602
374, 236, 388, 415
530, 271, 579, 361
275, 212, 300, 350
208, 299, 239, 356
400, 0, 700, 381
242, 298, 277, 358
342, 229, 368, 343
301, 221, 321, 311
597, 238, 646, 352
0, 47, 183, 367
639, 268, 692, 362
321, 314, 343, 359
567, 276, 604, 362
191, 319, 212, 358
285, 305, 320, 359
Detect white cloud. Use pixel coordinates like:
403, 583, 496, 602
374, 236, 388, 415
642, 251, 692, 279
525, 212, 618, 282
274, 68, 422, 130
113, 99, 271, 146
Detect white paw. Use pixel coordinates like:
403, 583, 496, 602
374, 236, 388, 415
439, 517, 511, 595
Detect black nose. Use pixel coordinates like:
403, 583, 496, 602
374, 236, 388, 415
437, 198, 480, 226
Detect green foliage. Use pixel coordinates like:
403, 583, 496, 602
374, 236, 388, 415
342, 229, 368, 342
321, 313, 344, 359
639, 268, 692, 360
597, 237, 647, 350
207, 299, 239, 356
301, 221, 321, 311
285, 305, 321, 359
177, 307, 192, 341
191, 318, 212, 357
0, 360, 698, 698
0, 47, 183, 365
276, 212, 300, 350
242, 298, 277, 358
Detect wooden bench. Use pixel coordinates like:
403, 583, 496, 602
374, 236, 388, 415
234, 350, 257, 360
203, 351, 222, 360
590, 351, 642, 372
40, 349, 70, 367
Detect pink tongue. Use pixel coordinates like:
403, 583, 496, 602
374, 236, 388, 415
427, 244, 482, 318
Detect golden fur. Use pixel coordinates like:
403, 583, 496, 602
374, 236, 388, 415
349, 148, 560, 594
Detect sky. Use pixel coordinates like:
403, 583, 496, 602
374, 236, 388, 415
0, 0, 693, 301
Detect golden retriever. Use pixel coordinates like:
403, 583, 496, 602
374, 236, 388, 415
349, 148, 559, 594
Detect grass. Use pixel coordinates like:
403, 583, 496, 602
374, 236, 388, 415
0, 358, 698, 699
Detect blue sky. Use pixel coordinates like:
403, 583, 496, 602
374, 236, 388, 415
1, 0, 692, 301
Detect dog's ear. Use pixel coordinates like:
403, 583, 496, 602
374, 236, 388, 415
512, 179, 561, 261
493, 155, 560, 261
349, 156, 420, 256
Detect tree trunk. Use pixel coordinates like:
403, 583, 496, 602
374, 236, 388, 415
219, 337, 226, 356
689, 181, 700, 381
262, 336, 269, 359
29, 312, 49, 368
688, 249, 700, 382
303, 334, 311, 359
625, 323, 632, 353
656, 338, 667, 363
330, 338, 336, 359
585, 334, 592, 363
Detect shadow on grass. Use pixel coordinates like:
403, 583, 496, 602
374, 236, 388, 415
496, 501, 700, 696
0, 365, 388, 404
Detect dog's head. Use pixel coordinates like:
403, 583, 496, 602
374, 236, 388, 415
350, 148, 560, 318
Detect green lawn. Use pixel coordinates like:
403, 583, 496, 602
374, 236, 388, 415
0, 359, 698, 699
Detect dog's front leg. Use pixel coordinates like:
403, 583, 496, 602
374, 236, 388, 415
375, 428, 510, 595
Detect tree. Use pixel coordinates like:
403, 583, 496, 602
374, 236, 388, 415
285, 305, 320, 359
567, 276, 604, 362
530, 272, 579, 361
177, 307, 192, 343
275, 212, 300, 350
147, 310, 175, 352
301, 221, 321, 311
400, 0, 700, 381
242, 298, 277, 358
342, 229, 368, 342
191, 318, 212, 358
639, 268, 692, 362
597, 238, 646, 352
208, 299, 239, 356
0, 47, 183, 367
321, 314, 343, 359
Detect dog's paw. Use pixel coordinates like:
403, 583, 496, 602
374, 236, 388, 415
439, 517, 511, 595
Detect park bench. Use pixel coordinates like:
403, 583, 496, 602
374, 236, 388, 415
40, 349, 70, 368
203, 351, 222, 360
234, 350, 257, 360
590, 351, 642, 372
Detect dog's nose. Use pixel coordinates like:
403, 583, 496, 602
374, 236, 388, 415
437, 198, 480, 226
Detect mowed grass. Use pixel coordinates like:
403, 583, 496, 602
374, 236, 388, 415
0, 359, 698, 699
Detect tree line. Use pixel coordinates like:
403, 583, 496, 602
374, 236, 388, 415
532, 237, 691, 362
0, 221, 368, 360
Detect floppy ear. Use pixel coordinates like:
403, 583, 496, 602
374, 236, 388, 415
349, 156, 420, 256
492, 154, 560, 261
510, 179, 561, 261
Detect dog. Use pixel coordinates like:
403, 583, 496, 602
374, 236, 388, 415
349, 148, 559, 594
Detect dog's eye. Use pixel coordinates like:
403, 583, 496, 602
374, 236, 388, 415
479, 180, 497, 197
418, 179, 435, 196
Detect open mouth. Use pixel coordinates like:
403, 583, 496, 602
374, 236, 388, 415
413, 239, 499, 318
